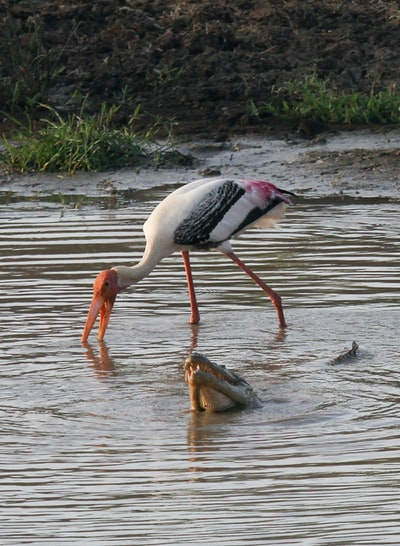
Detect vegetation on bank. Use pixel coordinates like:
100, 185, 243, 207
249, 76, 400, 125
1, 103, 192, 174
2, 76, 400, 174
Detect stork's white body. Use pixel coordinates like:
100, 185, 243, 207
143, 177, 290, 257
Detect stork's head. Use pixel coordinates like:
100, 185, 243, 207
81, 269, 120, 343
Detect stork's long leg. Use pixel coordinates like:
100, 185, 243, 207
182, 251, 200, 324
223, 251, 287, 329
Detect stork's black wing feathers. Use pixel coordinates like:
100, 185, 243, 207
174, 180, 245, 247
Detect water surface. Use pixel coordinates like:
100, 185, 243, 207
1, 184, 399, 545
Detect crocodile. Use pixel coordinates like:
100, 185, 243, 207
184, 353, 262, 412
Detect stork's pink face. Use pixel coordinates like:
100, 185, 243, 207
81, 269, 119, 343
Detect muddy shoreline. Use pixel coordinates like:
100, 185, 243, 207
2, 2, 400, 199
2, 128, 400, 200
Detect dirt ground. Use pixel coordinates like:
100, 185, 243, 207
2, 1, 400, 137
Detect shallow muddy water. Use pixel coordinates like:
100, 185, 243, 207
1, 134, 400, 545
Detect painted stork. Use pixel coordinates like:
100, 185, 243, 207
81, 177, 295, 342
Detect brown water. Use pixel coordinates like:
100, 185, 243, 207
1, 183, 400, 545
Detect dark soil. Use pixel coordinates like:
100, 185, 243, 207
1, 1, 400, 137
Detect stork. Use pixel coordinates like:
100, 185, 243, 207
81, 178, 295, 342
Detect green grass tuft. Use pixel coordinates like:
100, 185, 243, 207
250, 76, 400, 125
1, 102, 190, 174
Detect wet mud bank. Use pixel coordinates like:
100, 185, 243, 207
1, 128, 400, 201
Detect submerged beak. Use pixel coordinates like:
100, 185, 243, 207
81, 269, 119, 343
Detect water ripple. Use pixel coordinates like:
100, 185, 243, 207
0, 191, 399, 545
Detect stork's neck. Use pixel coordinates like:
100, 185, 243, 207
112, 246, 164, 290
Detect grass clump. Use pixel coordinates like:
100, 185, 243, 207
1, 102, 191, 174
250, 76, 400, 125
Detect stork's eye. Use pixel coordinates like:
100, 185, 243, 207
104, 281, 109, 287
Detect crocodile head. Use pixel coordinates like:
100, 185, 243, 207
184, 353, 262, 412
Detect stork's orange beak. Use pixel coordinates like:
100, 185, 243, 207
81, 269, 119, 343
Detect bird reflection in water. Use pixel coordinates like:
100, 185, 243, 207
83, 323, 200, 374
82, 341, 115, 374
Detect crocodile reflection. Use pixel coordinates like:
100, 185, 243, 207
184, 353, 262, 412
